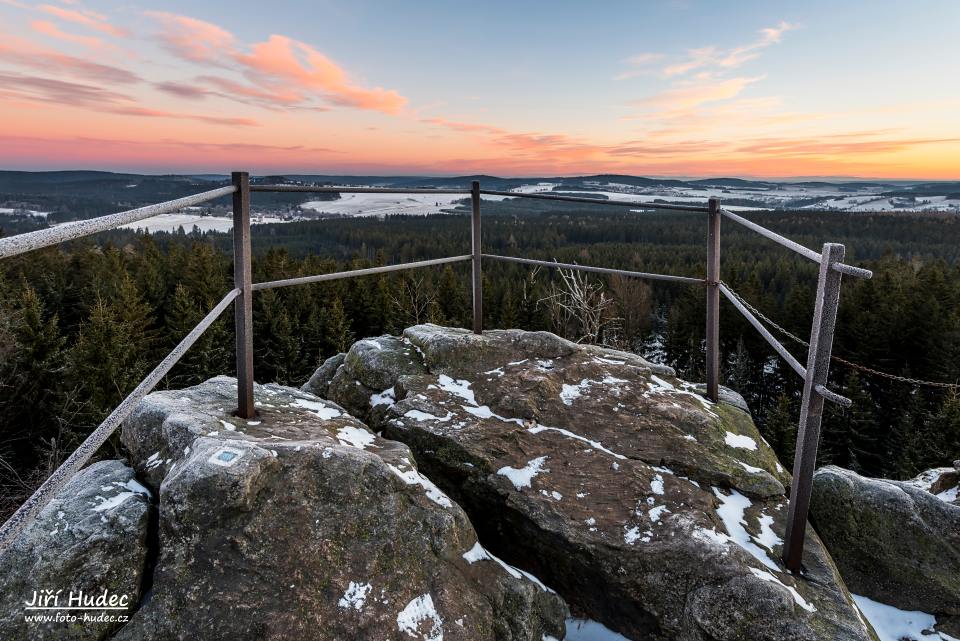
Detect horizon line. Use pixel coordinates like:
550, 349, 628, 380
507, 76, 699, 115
1, 167, 957, 184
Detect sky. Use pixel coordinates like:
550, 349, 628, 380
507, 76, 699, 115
0, 0, 958, 179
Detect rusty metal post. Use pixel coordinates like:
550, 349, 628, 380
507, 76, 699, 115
232, 171, 255, 418
783, 242, 845, 572
471, 180, 483, 334
705, 197, 721, 402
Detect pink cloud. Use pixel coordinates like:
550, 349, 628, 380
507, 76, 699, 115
31, 19, 105, 49
0, 133, 339, 173
108, 106, 258, 127
0, 35, 140, 84
197, 75, 304, 107
234, 35, 406, 113
153, 81, 211, 100
635, 76, 764, 110
735, 133, 960, 157
38, 4, 128, 37
664, 47, 719, 77
146, 11, 235, 64
615, 53, 666, 80
420, 118, 506, 135
662, 21, 798, 77
424, 118, 608, 162
146, 12, 407, 115
0, 72, 257, 126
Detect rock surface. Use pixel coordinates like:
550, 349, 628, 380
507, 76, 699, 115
301, 352, 345, 398
324, 324, 876, 641
0, 460, 152, 641
811, 465, 960, 623
116, 376, 565, 641
904, 463, 960, 506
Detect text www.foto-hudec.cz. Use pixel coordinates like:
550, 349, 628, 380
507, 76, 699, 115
22, 589, 132, 626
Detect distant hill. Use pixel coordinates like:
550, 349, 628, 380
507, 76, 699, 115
2, 171, 960, 230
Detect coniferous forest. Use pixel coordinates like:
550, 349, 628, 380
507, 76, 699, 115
1, 200, 959, 518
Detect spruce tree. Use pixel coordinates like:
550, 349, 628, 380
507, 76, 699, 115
763, 393, 797, 469
325, 297, 354, 355
0, 285, 67, 463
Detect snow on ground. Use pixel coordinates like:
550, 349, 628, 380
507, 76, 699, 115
510, 182, 560, 193
559, 618, 634, 641
724, 431, 758, 450
852, 594, 959, 641
902, 467, 959, 503
501, 180, 960, 214
0, 207, 50, 217
711, 488, 780, 572
396, 593, 443, 641
936, 485, 959, 503
461, 541, 552, 591
294, 398, 343, 420
497, 456, 549, 490
335, 425, 376, 450
301, 191, 506, 217
118, 212, 294, 233
337, 581, 372, 611
386, 458, 453, 508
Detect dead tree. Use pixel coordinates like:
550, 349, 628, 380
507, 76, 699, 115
390, 274, 436, 326
539, 268, 621, 345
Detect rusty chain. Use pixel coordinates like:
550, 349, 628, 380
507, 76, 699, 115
720, 280, 960, 390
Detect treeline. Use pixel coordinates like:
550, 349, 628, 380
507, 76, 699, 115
1, 205, 959, 517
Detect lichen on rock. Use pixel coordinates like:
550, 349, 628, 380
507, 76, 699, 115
323, 323, 877, 641
0, 460, 152, 641
114, 376, 565, 641
811, 464, 960, 637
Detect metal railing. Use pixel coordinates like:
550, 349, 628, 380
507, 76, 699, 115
0, 173, 872, 574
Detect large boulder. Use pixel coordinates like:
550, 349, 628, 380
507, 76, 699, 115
323, 325, 875, 641
811, 465, 960, 624
0, 460, 152, 641
115, 376, 566, 641
301, 352, 345, 398
325, 335, 429, 422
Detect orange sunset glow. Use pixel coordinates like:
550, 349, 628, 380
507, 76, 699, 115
0, 1, 958, 178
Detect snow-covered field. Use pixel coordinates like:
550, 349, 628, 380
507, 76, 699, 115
539, 189, 769, 212
119, 212, 293, 233
33, 178, 960, 234
302, 192, 468, 217
300, 190, 516, 217
0, 207, 49, 217
294, 181, 960, 218
504, 181, 960, 214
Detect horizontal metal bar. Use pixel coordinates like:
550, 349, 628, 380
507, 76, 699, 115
483, 253, 705, 285
0, 288, 240, 554
719, 283, 807, 378
479, 190, 710, 212
252, 255, 472, 291
815, 384, 852, 408
720, 208, 872, 279
720, 208, 822, 263
250, 185, 470, 194
833, 262, 873, 279
0, 186, 237, 260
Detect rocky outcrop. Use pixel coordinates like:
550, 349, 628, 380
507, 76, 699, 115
115, 376, 565, 641
811, 465, 960, 624
323, 324, 876, 641
301, 352, 345, 398
0, 460, 152, 641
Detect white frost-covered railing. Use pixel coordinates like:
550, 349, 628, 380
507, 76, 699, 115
0, 172, 873, 575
